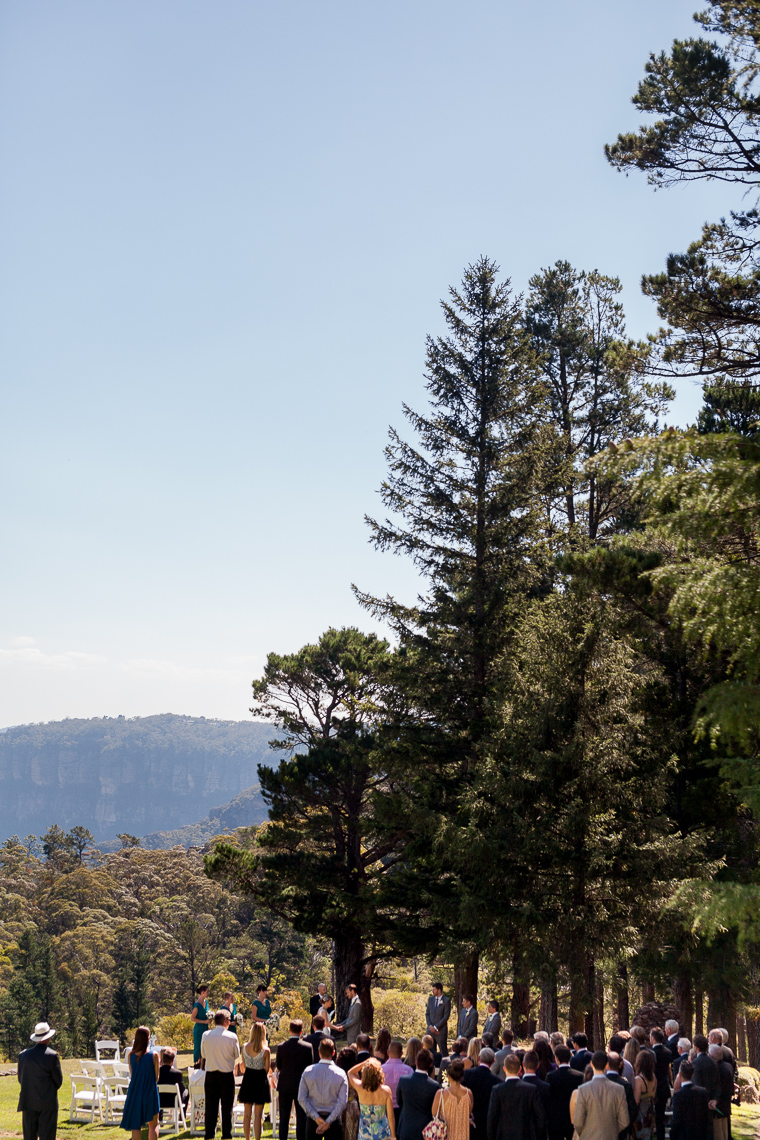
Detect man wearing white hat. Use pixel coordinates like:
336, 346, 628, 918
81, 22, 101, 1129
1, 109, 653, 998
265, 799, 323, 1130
17, 1022, 62, 1140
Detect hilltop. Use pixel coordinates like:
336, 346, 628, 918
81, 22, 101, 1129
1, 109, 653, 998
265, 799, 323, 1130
0, 713, 280, 844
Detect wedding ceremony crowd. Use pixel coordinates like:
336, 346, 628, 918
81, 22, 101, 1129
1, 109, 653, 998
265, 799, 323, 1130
15, 980, 742, 1140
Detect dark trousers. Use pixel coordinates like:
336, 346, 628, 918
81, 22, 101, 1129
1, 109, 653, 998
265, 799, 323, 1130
306, 1112, 343, 1140
278, 1091, 307, 1140
22, 1109, 57, 1140
204, 1070, 235, 1139
655, 1092, 668, 1140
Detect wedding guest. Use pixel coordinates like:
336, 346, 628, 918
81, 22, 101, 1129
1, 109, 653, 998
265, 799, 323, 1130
709, 1044, 734, 1140
356, 1035, 372, 1065
396, 1050, 438, 1140
404, 1038, 423, 1070
670, 1061, 709, 1140
158, 1047, 188, 1112
201, 1009, 241, 1140
671, 1038, 691, 1080
464, 1038, 482, 1072
545, 1046, 582, 1140
633, 1049, 657, 1138
433, 1058, 472, 1140
383, 1042, 413, 1109
533, 1039, 556, 1081
276, 1020, 314, 1140
375, 1029, 392, 1063
440, 1039, 467, 1081
607, 1036, 635, 1086
462, 1048, 498, 1140
347, 1057, 395, 1140
299, 1038, 349, 1140
487, 1053, 546, 1140
569, 1034, 592, 1074
521, 1051, 550, 1115
17, 1021, 62, 1140
306, 1016, 330, 1063
572, 1052, 627, 1140
492, 1031, 515, 1081
549, 1032, 565, 1052
238, 1022, 270, 1140
121, 1027, 160, 1140
336, 1046, 360, 1140
604, 1053, 635, 1140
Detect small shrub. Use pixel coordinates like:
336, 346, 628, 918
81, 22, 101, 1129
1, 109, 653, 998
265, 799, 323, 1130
155, 1014, 194, 1050
372, 989, 427, 1038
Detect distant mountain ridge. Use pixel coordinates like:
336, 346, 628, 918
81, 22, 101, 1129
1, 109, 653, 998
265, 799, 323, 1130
0, 713, 281, 844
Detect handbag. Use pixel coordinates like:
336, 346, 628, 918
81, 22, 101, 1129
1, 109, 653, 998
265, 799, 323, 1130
422, 1094, 448, 1140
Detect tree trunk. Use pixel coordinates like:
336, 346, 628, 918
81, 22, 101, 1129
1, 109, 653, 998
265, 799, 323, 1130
359, 956, 376, 1034
673, 974, 693, 1039
708, 984, 737, 1051
642, 982, 655, 1003
747, 1011, 760, 1069
568, 947, 590, 1037
454, 950, 479, 1018
694, 988, 704, 1036
539, 979, 558, 1034
584, 955, 596, 1048
593, 976, 605, 1050
737, 1014, 747, 1064
333, 927, 364, 1022
616, 963, 630, 1032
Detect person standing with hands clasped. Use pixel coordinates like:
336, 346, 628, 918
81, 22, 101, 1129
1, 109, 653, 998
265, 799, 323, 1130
298, 1037, 349, 1140
17, 1022, 63, 1140
201, 1009, 241, 1140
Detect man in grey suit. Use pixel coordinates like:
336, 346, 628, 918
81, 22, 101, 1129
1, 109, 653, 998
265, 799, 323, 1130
483, 1000, 502, 1041
333, 984, 362, 1045
17, 1022, 62, 1140
572, 1051, 628, 1140
457, 995, 478, 1041
425, 982, 451, 1057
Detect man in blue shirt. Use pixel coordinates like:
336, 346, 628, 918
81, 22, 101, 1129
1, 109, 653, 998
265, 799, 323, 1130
298, 1038, 348, 1140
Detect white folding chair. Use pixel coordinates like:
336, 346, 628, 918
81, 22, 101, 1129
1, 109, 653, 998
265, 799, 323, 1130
158, 1083, 187, 1134
69, 1073, 104, 1123
95, 1038, 121, 1063
104, 1075, 129, 1122
189, 1075, 206, 1136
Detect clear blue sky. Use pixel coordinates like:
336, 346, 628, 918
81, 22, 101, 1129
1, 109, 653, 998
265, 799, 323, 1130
0, 0, 734, 726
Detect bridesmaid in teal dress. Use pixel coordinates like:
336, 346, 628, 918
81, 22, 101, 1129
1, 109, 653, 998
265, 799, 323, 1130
191, 983, 212, 1064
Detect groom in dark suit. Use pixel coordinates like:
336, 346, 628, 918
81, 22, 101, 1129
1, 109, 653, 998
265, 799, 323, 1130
426, 983, 451, 1058
457, 995, 478, 1041
17, 1022, 63, 1140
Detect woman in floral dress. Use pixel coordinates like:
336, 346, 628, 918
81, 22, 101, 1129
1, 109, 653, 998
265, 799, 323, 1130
347, 1058, 395, 1140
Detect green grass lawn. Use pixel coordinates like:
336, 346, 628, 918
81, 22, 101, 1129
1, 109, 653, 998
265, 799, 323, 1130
0, 1064, 755, 1140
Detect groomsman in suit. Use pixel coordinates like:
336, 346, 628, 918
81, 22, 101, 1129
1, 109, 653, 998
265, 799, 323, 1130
333, 984, 362, 1045
426, 983, 452, 1058
483, 1001, 502, 1041
670, 1061, 709, 1140
457, 995, 478, 1041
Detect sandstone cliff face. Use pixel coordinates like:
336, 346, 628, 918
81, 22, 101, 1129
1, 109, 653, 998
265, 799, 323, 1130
0, 714, 277, 841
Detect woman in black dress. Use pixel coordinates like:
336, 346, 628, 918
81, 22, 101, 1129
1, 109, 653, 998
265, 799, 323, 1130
238, 1021, 271, 1140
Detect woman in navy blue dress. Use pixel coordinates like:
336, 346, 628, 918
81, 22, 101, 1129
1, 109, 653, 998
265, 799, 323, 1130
121, 1026, 160, 1140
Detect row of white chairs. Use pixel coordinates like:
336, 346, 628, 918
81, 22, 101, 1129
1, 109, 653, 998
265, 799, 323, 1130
69, 1053, 186, 1134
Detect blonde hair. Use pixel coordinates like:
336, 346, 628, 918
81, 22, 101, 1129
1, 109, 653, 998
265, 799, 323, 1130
404, 1037, 422, 1068
467, 1037, 482, 1065
623, 1038, 640, 1065
248, 1021, 266, 1053
361, 1060, 384, 1091
422, 1035, 435, 1052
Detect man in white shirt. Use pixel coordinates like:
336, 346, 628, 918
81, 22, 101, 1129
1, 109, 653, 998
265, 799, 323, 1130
201, 1009, 241, 1140
298, 1038, 348, 1140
